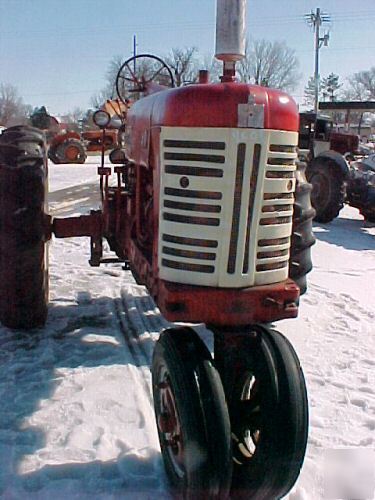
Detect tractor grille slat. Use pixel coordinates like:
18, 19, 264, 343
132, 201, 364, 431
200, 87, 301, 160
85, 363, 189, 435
163, 212, 220, 226
165, 165, 223, 177
258, 237, 290, 247
227, 143, 246, 274
269, 144, 296, 153
260, 216, 293, 226
266, 170, 294, 179
164, 187, 222, 200
264, 192, 294, 200
164, 152, 225, 163
162, 246, 216, 261
256, 261, 289, 272
164, 140, 225, 150
267, 157, 295, 166
243, 143, 261, 274
164, 200, 222, 213
262, 204, 293, 213
162, 234, 218, 248
162, 259, 215, 274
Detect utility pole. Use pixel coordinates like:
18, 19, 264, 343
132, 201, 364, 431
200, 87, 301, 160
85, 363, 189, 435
304, 8, 331, 114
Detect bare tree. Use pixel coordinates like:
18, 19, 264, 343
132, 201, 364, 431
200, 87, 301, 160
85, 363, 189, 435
61, 107, 87, 132
345, 67, 375, 101
342, 67, 375, 134
91, 55, 124, 107
201, 55, 222, 82
165, 47, 199, 87
238, 39, 301, 92
0, 83, 29, 126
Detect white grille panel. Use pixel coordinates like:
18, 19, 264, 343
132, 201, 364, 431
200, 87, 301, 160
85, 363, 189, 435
158, 127, 298, 288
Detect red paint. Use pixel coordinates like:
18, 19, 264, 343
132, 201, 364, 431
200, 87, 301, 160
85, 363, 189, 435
53, 212, 102, 238
128, 82, 299, 135
157, 279, 299, 326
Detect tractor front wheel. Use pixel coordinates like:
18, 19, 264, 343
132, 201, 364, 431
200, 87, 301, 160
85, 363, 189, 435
0, 126, 49, 329
214, 325, 308, 500
152, 327, 232, 499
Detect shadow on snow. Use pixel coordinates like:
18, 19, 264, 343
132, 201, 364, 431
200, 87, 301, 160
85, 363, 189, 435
0, 291, 170, 498
313, 215, 375, 251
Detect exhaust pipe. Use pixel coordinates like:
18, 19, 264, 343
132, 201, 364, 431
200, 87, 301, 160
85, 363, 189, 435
215, 0, 246, 79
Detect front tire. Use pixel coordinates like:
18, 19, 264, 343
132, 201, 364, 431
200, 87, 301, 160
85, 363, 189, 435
307, 160, 345, 222
152, 327, 232, 499
0, 126, 49, 329
215, 326, 308, 500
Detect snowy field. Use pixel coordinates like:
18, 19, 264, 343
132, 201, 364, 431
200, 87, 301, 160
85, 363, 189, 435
1, 161, 374, 499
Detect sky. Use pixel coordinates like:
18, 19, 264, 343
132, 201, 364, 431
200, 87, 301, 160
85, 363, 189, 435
0, 0, 374, 115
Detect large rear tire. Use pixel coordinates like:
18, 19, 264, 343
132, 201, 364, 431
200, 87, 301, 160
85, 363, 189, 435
307, 159, 345, 223
289, 161, 316, 295
152, 327, 232, 499
0, 126, 49, 329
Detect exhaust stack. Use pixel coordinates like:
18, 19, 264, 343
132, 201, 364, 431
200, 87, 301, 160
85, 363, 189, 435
215, 0, 246, 80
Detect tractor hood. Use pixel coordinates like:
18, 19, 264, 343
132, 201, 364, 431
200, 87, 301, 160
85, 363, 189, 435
127, 82, 299, 133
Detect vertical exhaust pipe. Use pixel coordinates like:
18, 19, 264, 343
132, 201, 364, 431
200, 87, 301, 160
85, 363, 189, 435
215, 0, 247, 80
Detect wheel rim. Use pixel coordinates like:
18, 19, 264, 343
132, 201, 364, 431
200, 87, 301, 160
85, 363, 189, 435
310, 172, 330, 209
226, 327, 309, 499
232, 370, 263, 465
156, 368, 185, 479
65, 145, 80, 162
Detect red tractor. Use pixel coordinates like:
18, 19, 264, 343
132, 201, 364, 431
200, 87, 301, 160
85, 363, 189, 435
30, 100, 127, 164
0, 1, 315, 498
298, 112, 362, 222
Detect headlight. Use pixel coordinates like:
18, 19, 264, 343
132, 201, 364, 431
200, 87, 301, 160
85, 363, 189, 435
109, 147, 127, 164
109, 115, 123, 129
93, 110, 111, 128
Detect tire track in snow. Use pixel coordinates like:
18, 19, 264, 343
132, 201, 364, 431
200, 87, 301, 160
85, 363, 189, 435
299, 279, 375, 451
112, 284, 170, 406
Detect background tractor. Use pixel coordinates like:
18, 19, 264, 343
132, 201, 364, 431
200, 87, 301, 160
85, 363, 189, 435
30, 100, 128, 164
0, 0, 316, 498
298, 112, 374, 223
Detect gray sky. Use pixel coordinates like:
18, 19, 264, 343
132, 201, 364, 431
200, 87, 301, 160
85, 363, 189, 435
1, 0, 374, 115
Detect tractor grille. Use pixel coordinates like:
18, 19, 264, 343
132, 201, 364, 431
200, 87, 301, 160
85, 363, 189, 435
158, 127, 298, 288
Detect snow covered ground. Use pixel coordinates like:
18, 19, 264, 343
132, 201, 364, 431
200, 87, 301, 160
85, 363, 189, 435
1, 161, 374, 499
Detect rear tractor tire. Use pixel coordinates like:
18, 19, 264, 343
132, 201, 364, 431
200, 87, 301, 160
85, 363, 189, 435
0, 126, 49, 329
289, 160, 316, 295
307, 159, 345, 223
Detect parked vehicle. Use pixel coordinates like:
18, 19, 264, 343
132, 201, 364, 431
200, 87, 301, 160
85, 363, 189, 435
347, 154, 375, 222
298, 112, 374, 222
30, 102, 127, 164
